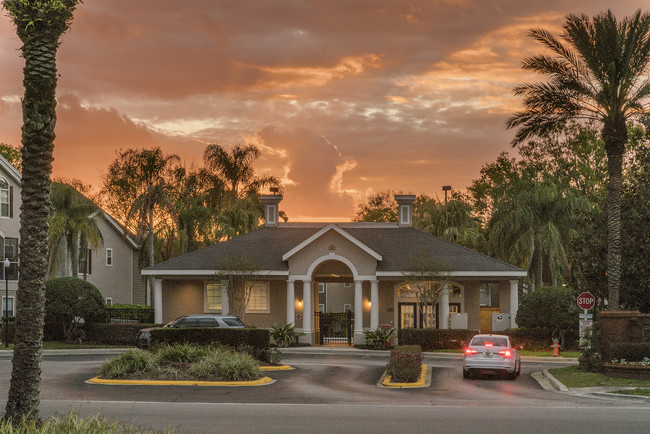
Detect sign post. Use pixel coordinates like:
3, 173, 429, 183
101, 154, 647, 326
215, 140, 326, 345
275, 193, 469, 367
577, 292, 595, 341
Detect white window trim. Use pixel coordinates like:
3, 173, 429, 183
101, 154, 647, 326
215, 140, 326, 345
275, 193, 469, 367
0, 177, 9, 219
343, 303, 352, 312
105, 248, 113, 266
343, 282, 351, 288
105, 297, 113, 306
2, 295, 14, 316
319, 303, 325, 312
204, 282, 223, 313
318, 282, 325, 293
245, 281, 270, 314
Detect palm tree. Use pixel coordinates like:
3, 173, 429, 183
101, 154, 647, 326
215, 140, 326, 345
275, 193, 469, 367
3, 0, 79, 422
203, 143, 281, 202
507, 10, 650, 309
488, 175, 587, 290
48, 183, 103, 279
102, 148, 179, 305
418, 197, 484, 249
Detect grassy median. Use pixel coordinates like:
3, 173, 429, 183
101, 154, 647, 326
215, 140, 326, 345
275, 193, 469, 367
549, 365, 650, 389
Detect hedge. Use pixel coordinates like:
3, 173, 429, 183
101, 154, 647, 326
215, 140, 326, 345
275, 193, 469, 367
149, 327, 271, 362
386, 345, 423, 383
610, 342, 650, 362
83, 323, 158, 346
398, 328, 476, 350
502, 328, 579, 351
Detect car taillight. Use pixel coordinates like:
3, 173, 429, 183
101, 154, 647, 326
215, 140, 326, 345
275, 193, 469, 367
498, 350, 512, 357
485, 343, 493, 347
465, 348, 478, 355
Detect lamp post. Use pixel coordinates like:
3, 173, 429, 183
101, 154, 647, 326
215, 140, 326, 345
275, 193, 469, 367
3, 258, 9, 348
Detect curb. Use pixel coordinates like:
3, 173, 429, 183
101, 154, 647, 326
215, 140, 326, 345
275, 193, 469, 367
542, 369, 568, 391
86, 376, 275, 387
259, 364, 294, 371
378, 365, 431, 388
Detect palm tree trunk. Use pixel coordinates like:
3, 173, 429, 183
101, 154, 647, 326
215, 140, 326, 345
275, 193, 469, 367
5, 30, 58, 424
70, 233, 79, 278
534, 231, 543, 290
148, 205, 155, 307
606, 148, 623, 310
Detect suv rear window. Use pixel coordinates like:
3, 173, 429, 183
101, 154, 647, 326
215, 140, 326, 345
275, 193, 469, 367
223, 318, 244, 327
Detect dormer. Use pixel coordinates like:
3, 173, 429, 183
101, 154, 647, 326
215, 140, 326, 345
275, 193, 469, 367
260, 195, 283, 226
394, 194, 415, 227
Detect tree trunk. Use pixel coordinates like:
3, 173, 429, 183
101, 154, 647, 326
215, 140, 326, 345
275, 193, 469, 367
605, 149, 623, 310
148, 203, 155, 307
5, 33, 57, 424
70, 232, 79, 278
534, 231, 543, 290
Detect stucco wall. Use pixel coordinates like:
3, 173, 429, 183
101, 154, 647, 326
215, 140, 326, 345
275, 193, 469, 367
162, 280, 204, 322
463, 281, 481, 330
0, 168, 20, 314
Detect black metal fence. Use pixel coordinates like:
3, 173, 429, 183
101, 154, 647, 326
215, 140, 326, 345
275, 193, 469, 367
315, 311, 353, 345
106, 308, 154, 324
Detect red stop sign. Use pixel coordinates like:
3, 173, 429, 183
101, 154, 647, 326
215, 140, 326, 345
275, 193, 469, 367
577, 292, 595, 310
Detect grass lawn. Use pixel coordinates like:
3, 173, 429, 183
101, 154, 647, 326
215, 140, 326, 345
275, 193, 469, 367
610, 388, 650, 396
549, 365, 650, 389
520, 350, 580, 358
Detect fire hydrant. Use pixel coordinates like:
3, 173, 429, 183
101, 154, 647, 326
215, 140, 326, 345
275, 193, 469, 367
551, 339, 560, 357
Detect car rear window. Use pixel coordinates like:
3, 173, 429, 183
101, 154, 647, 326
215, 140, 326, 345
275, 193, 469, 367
223, 318, 244, 327
472, 337, 508, 347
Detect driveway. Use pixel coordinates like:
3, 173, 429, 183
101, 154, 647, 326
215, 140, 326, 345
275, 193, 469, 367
0, 350, 648, 433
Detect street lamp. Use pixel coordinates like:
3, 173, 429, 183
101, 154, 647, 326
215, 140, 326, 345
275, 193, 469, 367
3, 258, 9, 348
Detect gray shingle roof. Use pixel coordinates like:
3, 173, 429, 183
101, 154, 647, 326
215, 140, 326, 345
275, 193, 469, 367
144, 223, 524, 275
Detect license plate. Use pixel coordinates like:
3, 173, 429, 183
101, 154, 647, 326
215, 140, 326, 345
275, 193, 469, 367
483, 352, 492, 358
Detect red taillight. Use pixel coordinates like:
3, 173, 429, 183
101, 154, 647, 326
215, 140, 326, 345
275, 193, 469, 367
498, 350, 512, 357
465, 348, 478, 355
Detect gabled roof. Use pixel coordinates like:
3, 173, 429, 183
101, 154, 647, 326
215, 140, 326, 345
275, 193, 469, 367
282, 223, 382, 261
143, 223, 526, 278
0, 154, 22, 184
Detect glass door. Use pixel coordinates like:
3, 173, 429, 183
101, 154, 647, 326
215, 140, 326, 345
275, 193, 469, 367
398, 302, 416, 329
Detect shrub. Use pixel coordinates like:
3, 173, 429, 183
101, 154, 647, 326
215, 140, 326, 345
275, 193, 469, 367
0, 411, 170, 433
610, 342, 650, 362
100, 349, 156, 378
578, 322, 603, 372
397, 328, 475, 350
270, 323, 304, 347
516, 286, 579, 348
155, 342, 212, 364
364, 326, 394, 349
386, 345, 423, 383
188, 348, 262, 381
45, 277, 107, 342
149, 327, 270, 361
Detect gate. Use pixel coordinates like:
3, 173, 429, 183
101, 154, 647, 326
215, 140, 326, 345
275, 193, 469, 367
314, 311, 353, 345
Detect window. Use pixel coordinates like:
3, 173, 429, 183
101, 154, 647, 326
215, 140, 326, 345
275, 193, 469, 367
343, 303, 352, 312
106, 248, 113, 266
343, 282, 351, 288
1, 236, 18, 280
319, 303, 325, 312
318, 283, 325, 293
480, 283, 500, 307
2, 296, 13, 317
246, 282, 270, 313
0, 178, 9, 218
205, 283, 222, 312
105, 297, 113, 306
79, 249, 92, 275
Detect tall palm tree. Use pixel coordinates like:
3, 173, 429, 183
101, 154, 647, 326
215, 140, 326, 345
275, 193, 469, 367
47, 183, 103, 279
507, 10, 650, 309
3, 0, 79, 422
418, 197, 484, 249
203, 143, 281, 202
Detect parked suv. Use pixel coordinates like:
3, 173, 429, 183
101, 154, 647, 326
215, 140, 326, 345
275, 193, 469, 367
136, 314, 245, 348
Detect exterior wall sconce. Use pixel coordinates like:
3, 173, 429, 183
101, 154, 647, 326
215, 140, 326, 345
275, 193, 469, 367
297, 300, 303, 307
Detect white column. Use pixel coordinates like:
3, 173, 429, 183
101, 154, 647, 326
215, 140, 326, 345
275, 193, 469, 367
370, 280, 379, 330
354, 280, 364, 343
286, 279, 295, 327
440, 282, 449, 330
510, 279, 519, 328
153, 278, 163, 324
221, 281, 229, 315
302, 280, 312, 343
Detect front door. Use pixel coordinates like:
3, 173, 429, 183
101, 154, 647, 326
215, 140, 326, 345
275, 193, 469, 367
398, 302, 417, 329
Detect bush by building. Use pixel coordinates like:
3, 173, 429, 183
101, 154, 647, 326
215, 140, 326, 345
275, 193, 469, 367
386, 345, 423, 383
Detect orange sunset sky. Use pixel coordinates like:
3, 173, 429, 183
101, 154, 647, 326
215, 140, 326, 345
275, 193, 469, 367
0, 0, 643, 221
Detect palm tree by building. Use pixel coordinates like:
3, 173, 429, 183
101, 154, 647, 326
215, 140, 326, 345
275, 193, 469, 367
3, 0, 80, 422
507, 10, 650, 309
48, 183, 103, 279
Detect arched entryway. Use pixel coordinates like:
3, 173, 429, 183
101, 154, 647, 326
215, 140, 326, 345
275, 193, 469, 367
311, 259, 355, 345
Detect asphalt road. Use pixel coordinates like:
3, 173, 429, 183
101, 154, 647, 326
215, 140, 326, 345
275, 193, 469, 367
0, 351, 648, 433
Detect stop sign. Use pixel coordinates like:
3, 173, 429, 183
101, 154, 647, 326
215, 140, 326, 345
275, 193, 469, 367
577, 292, 595, 310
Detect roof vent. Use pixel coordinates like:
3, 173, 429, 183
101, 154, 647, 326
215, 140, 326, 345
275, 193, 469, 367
260, 195, 283, 226
394, 194, 416, 227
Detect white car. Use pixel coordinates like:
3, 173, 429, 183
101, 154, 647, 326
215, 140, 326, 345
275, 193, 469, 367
463, 334, 521, 380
